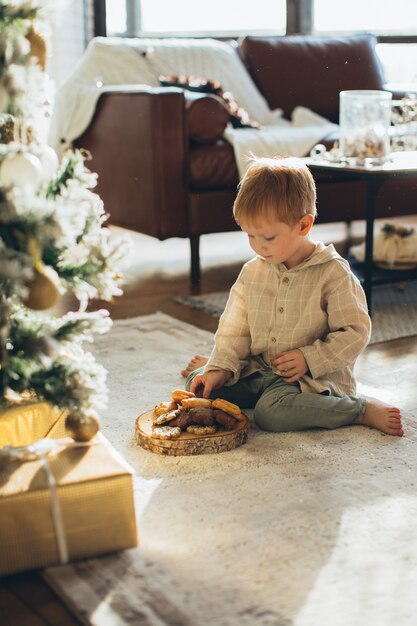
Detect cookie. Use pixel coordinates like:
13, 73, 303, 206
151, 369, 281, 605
154, 400, 177, 416
152, 408, 180, 426
188, 407, 214, 427
181, 397, 212, 409
171, 389, 195, 403
151, 426, 182, 440
186, 425, 217, 435
177, 412, 196, 430
212, 399, 244, 421
213, 409, 237, 431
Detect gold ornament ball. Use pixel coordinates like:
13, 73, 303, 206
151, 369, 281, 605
24, 265, 61, 310
65, 411, 101, 442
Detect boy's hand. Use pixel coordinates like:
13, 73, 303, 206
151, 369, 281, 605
190, 369, 232, 398
272, 349, 308, 383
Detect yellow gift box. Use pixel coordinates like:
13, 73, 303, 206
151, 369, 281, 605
0, 432, 138, 576
0, 400, 67, 447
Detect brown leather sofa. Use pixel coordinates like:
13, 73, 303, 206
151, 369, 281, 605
74, 33, 416, 284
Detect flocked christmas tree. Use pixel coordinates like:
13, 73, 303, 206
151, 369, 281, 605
0, 1, 125, 440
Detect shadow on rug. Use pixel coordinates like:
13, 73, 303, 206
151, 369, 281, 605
175, 280, 417, 345
43, 313, 417, 626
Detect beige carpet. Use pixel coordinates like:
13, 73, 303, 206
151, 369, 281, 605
44, 313, 417, 626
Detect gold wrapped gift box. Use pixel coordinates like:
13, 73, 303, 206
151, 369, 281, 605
0, 400, 67, 447
0, 432, 138, 576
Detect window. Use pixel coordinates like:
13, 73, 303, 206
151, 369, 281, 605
377, 43, 417, 87
102, 0, 417, 85
106, 0, 286, 37
313, 0, 417, 36
105, 0, 127, 35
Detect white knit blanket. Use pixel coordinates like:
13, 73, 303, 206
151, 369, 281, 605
49, 36, 337, 170
225, 107, 338, 178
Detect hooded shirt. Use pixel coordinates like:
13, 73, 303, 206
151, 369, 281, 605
205, 241, 371, 397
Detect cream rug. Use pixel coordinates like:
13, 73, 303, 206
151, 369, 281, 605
44, 313, 417, 626
175, 280, 417, 345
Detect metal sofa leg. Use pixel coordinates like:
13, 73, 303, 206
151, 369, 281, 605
190, 235, 201, 285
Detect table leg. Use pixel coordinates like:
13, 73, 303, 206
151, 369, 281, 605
363, 177, 381, 315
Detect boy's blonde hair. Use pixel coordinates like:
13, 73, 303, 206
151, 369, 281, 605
233, 156, 317, 227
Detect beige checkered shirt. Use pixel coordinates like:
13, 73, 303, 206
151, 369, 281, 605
206, 242, 371, 396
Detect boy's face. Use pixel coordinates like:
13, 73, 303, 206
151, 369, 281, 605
240, 215, 313, 269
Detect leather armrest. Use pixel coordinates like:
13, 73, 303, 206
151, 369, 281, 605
183, 91, 229, 144
74, 88, 189, 239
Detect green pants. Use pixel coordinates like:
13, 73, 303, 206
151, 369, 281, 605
185, 367, 366, 432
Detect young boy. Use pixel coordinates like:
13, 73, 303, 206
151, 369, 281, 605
183, 156, 403, 436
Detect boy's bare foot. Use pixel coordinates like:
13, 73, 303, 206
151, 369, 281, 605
181, 355, 209, 378
356, 399, 404, 436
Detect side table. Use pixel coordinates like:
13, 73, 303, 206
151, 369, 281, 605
306, 152, 417, 314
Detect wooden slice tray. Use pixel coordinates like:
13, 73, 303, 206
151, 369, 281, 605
135, 409, 250, 456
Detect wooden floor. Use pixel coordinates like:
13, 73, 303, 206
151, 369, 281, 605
1, 223, 417, 625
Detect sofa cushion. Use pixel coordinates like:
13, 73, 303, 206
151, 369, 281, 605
238, 34, 386, 123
